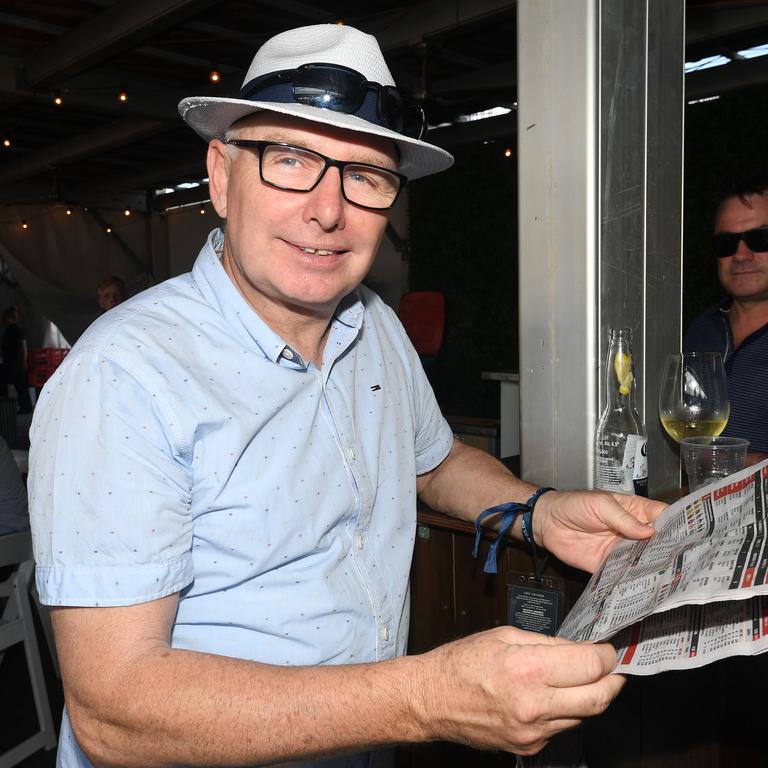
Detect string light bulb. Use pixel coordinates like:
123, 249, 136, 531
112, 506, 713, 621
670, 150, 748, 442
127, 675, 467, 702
123, 208, 131, 217
504, 148, 513, 158
2, 137, 10, 149
106, 226, 112, 234
118, 84, 128, 103
53, 90, 63, 106
21, 220, 28, 230
336, 19, 345, 25
66, 207, 72, 215
199, 205, 206, 215
209, 66, 221, 84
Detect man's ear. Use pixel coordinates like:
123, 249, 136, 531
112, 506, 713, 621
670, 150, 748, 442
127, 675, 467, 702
207, 140, 231, 219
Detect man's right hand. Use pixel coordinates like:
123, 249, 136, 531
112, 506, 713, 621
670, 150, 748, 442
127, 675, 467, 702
52, 597, 621, 766
410, 626, 623, 755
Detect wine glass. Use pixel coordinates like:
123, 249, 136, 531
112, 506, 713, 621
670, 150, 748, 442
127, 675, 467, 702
658, 352, 730, 441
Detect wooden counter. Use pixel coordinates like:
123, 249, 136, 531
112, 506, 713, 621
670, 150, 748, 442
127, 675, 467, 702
399, 504, 767, 768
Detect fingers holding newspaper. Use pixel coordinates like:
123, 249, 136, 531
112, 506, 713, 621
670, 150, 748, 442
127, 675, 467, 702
412, 626, 624, 755
531, 490, 668, 573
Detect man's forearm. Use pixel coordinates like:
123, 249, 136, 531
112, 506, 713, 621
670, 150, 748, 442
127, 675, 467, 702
68, 645, 429, 767
417, 439, 537, 534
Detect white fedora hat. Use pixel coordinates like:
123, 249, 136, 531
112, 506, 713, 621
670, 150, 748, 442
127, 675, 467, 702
178, 24, 453, 180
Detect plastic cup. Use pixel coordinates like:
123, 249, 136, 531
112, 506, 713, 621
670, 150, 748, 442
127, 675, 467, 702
680, 436, 750, 492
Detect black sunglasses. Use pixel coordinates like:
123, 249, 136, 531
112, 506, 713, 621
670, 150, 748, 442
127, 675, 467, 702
239, 63, 427, 140
712, 226, 768, 258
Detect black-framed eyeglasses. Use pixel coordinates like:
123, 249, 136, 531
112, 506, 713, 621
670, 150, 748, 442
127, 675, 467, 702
239, 63, 427, 140
225, 140, 407, 210
713, 226, 768, 258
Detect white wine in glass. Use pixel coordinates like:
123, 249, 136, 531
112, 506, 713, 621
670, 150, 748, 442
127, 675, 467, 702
658, 352, 730, 441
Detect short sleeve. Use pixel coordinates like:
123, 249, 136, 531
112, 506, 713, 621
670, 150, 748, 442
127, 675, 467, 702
386, 308, 453, 475
30, 350, 194, 607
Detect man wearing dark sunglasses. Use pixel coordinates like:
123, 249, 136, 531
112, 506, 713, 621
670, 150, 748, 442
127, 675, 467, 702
29, 23, 664, 768
685, 179, 768, 467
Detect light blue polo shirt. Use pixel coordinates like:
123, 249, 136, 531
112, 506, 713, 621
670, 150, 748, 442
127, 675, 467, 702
29, 228, 454, 768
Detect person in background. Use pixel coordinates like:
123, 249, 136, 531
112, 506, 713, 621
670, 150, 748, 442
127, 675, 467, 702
96, 275, 126, 312
0, 435, 27, 535
1, 305, 32, 414
30, 24, 665, 768
684, 178, 768, 466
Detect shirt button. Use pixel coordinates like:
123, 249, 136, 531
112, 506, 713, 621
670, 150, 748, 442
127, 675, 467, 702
357, 536, 364, 550
282, 348, 294, 360
382, 625, 390, 641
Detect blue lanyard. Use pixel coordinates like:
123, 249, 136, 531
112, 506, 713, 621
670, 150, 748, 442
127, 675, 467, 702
473, 488, 555, 574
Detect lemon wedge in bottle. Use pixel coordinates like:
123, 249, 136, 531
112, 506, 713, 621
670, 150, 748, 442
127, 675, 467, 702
613, 351, 633, 395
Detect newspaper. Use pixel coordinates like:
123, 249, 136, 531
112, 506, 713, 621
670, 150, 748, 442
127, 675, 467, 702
557, 459, 768, 675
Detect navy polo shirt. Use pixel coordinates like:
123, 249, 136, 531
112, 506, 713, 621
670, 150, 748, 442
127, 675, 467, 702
683, 298, 768, 452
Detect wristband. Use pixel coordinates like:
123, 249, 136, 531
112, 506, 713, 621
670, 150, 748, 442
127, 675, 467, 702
473, 488, 557, 574
520, 486, 556, 545
473, 501, 528, 574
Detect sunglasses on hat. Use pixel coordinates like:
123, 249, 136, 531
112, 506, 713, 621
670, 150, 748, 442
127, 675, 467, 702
712, 226, 768, 258
240, 63, 427, 140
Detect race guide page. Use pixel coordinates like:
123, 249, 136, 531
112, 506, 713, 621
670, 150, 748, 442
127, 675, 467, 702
558, 460, 768, 675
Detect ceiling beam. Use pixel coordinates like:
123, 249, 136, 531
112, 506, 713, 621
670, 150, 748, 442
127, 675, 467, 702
0, 51, 218, 125
685, 54, 768, 99
153, 184, 211, 212
687, 5, 768, 46
0, 11, 62, 35
431, 62, 516, 96
22, 0, 223, 86
372, 0, 516, 50
69, 156, 207, 199
0, 119, 166, 185
0, 12, 236, 79
427, 113, 516, 149
0, 179, 148, 210
243, 0, 331, 22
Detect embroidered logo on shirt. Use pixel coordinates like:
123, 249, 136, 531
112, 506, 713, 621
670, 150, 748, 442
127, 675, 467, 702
370, 384, 381, 392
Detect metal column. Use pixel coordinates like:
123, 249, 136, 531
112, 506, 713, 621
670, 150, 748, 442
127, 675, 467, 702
517, 0, 684, 495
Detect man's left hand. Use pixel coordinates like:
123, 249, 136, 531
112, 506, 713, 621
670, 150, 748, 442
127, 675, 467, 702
532, 491, 667, 573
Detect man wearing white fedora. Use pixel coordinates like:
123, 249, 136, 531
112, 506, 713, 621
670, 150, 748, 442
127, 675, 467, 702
29, 23, 664, 768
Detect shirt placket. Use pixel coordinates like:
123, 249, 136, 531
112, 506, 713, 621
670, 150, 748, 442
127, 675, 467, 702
321, 321, 396, 660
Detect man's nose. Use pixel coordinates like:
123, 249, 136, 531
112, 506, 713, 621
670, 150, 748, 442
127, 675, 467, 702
733, 237, 755, 260
305, 166, 346, 230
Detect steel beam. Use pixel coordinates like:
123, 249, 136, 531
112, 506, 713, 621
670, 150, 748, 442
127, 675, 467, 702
23, 0, 222, 86
687, 4, 768, 45
372, 0, 516, 50
686, 54, 768, 99
0, 120, 165, 185
517, 0, 684, 493
243, 0, 330, 22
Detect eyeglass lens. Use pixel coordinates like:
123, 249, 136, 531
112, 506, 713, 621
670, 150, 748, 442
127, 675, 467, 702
260, 144, 401, 209
713, 227, 768, 257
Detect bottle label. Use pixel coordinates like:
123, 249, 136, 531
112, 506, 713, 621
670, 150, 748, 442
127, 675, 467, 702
631, 436, 648, 497
595, 434, 648, 495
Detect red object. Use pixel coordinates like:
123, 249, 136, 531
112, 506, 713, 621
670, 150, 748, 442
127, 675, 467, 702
398, 291, 445, 357
28, 348, 69, 387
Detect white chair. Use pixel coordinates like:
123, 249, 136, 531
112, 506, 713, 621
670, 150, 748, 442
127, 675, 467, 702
0, 531, 57, 768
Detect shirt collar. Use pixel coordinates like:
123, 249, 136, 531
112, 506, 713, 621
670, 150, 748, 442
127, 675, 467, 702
716, 297, 733, 316
191, 228, 365, 363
